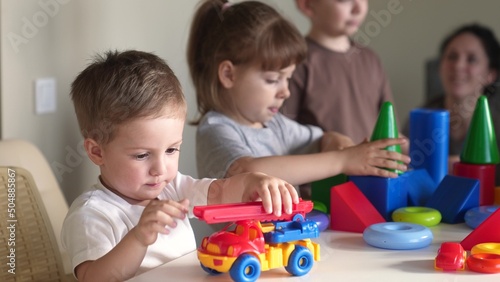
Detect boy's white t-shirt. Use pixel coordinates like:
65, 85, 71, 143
61, 172, 212, 275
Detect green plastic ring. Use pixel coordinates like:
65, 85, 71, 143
392, 206, 442, 227
312, 201, 328, 214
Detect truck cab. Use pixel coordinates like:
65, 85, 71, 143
200, 220, 265, 262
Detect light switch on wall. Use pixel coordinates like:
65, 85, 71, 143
35, 78, 57, 114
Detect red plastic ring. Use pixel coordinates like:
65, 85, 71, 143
467, 253, 500, 273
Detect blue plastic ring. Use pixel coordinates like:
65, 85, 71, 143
363, 222, 433, 250
464, 205, 499, 229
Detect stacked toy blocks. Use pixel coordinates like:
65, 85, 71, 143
348, 102, 407, 221
452, 96, 499, 206
326, 96, 499, 231
406, 95, 500, 223
330, 102, 405, 230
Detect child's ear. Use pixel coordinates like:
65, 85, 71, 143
295, 0, 314, 17
84, 138, 104, 166
218, 60, 236, 89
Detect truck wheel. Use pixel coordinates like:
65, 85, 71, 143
200, 263, 221, 275
285, 245, 313, 276
230, 254, 261, 282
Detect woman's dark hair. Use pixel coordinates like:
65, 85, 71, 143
440, 23, 500, 95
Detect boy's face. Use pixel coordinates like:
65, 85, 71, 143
224, 63, 296, 128
308, 0, 368, 37
94, 111, 184, 205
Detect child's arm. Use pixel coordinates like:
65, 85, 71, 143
74, 199, 189, 282
226, 138, 410, 186
321, 131, 356, 151
207, 172, 299, 216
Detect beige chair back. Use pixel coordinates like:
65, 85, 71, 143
0, 139, 72, 275
0, 167, 67, 281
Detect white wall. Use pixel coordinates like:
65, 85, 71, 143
2, 0, 500, 206
1, 0, 203, 203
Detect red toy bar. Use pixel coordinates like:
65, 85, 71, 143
194, 199, 313, 224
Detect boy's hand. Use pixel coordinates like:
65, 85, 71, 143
340, 138, 411, 178
233, 172, 299, 217
208, 172, 298, 216
132, 199, 189, 246
321, 131, 355, 151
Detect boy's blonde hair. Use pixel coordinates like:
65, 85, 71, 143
71, 50, 186, 144
187, 0, 307, 124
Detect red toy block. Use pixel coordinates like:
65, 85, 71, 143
311, 174, 348, 213
330, 181, 385, 233
453, 162, 496, 206
461, 207, 500, 250
496, 187, 500, 205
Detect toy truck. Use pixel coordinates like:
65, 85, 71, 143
194, 200, 320, 282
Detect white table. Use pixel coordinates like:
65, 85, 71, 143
129, 223, 499, 281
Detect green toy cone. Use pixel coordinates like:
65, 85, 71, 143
370, 101, 403, 174
460, 95, 500, 164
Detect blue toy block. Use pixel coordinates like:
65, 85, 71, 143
349, 175, 408, 221
409, 109, 449, 185
426, 175, 480, 224
400, 169, 437, 206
